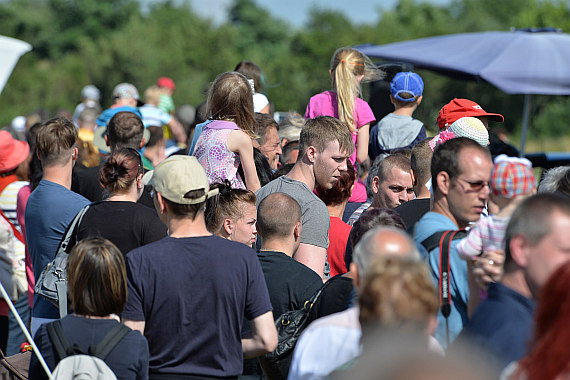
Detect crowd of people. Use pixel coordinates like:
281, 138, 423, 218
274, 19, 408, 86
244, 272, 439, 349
0, 47, 569, 380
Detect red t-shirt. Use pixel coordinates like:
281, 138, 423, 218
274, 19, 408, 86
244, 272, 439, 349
327, 216, 352, 277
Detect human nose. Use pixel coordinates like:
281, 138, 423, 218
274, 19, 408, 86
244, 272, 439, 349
276, 144, 282, 155
253, 223, 258, 235
339, 160, 348, 172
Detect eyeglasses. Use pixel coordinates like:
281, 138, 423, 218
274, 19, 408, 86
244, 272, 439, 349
455, 177, 490, 193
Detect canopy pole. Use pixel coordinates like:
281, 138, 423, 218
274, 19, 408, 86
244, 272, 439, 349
519, 94, 532, 154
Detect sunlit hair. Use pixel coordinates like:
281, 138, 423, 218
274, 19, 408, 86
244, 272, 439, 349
204, 180, 257, 236
144, 85, 163, 106
298, 116, 354, 158
316, 158, 355, 206
206, 72, 257, 139
234, 61, 265, 93
359, 256, 438, 333
515, 261, 570, 380
330, 47, 384, 133
107, 111, 145, 150
99, 148, 142, 194
67, 237, 127, 317
36, 117, 77, 166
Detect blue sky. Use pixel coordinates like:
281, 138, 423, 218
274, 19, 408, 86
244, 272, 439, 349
143, 0, 450, 27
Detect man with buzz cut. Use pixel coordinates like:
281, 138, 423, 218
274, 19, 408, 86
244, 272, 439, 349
255, 116, 354, 280
122, 155, 277, 378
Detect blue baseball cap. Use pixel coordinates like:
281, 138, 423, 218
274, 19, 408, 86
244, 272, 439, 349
390, 72, 424, 102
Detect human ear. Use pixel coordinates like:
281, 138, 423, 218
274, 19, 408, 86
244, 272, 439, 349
223, 219, 233, 236
293, 222, 302, 239
411, 169, 418, 186
372, 176, 380, 194
508, 235, 529, 268
306, 146, 317, 164
436, 171, 450, 196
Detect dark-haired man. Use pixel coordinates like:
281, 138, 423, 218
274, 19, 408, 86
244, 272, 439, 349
123, 156, 276, 377
413, 137, 493, 348
26, 118, 90, 335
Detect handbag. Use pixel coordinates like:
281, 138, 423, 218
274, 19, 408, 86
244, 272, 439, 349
34, 204, 91, 318
258, 284, 325, 380
0, 349, 31, 380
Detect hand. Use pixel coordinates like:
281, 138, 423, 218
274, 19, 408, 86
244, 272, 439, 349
471, 250, 505, 290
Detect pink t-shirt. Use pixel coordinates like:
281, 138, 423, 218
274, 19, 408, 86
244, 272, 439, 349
193, 120, 246, 189
305, 90, 376, 167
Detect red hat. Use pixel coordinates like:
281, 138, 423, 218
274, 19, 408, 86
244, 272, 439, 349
437, 98, 504, 130
0, 130, 29, 173
156, 77, 175, 91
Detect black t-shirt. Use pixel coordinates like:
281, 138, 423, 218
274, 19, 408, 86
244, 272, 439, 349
77, 201, 167, 256
123, 236, 272, 377
72, 164, 155, 209
394, 197, 431, 233
257, 250, 322, 319
29, 315, 149, 380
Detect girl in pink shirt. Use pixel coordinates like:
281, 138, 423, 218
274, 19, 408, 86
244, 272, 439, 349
193, 72, 261, 192
305, 47, 383, 168
306, 47, 383, 202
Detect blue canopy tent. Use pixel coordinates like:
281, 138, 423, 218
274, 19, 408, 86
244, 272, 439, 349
356, 29, 570, 152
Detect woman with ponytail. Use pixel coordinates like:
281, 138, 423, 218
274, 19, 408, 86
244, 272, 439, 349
76, 148, 167, 256
305, 47, 383, 168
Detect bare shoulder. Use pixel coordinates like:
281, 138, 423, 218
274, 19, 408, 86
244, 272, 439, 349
227, 129, 253, 151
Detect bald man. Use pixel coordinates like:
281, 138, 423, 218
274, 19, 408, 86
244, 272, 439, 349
257, 192, 323, 320
288, 227, 422, 380
248, 193, 323, 378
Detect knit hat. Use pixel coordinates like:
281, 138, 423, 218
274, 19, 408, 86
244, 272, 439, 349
448, 117, 489, 146
437, 98, 504, 130
0, 130, 29, 173
428, 117, 489, 151
390, 72, 424, 102
491, 155, 535, 199
143, 156, 218, 205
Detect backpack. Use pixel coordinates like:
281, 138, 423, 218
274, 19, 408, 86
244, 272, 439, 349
35, 204, 92, 318
46, 320, 130, 380
420, 229, 467, 347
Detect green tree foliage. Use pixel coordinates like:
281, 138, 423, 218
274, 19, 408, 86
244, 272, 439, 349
0, 0, 569, 142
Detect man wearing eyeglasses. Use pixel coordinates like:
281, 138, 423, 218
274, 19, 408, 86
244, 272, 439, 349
413, 137, 492, 349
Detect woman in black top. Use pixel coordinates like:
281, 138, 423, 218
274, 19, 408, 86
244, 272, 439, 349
29, 237, 149, 379
76, 148, 167, 256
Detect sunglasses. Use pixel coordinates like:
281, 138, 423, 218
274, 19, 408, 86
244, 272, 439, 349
455, 177, 490, 193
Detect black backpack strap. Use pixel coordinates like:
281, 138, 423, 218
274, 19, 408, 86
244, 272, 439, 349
420, 231, 447, 253
421, 229, 467, 347
89, 323, 131, 360
438, 231, 455, 320
47, 320, 73, 360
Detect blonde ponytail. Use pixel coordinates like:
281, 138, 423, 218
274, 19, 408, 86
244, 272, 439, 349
330, 47, 385, 133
